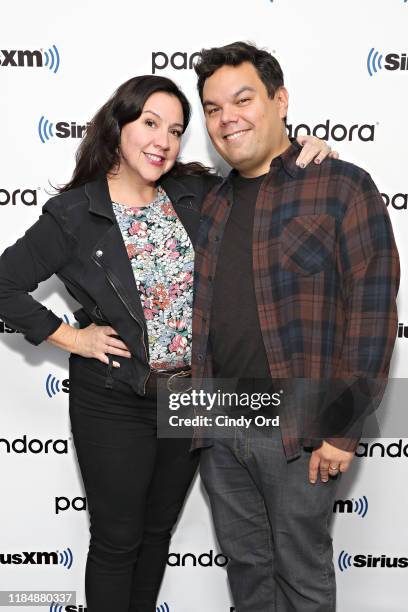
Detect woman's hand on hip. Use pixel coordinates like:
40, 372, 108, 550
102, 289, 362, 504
47, 322, 131, 367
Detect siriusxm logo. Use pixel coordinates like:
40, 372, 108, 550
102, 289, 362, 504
152, 51, 200, 74
287, 120, 375, 142
38, 117, 89, 143
0, 435, 69, 454
0, 46, 60, 73
333, 496, 368, 518
45, 374, 70, 398
0, 319, 21, 334
49, 606, 87, 612
167, 550, 229, 567
0, 548, 73, 568
0, 314, 70, 335
398, 323, 408, 338
0, 188, 38, 206
55, 496, 86, 515
367, 48, 408, 77
338, 550, 408, 571
157, 604, 170, 612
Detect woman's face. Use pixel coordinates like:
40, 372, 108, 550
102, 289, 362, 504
118, 91, 184, 184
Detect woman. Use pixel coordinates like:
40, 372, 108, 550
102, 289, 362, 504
0, 75, 335, 611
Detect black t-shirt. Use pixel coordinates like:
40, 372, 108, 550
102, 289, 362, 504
209, 172, 271, 379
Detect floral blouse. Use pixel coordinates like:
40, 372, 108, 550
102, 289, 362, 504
112, 186, 193, 370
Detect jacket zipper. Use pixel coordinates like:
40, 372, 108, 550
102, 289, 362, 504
92, 257, 151, 394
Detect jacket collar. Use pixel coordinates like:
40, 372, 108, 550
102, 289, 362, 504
84, 173, 197, 220
160, 175, 196, 205
85, 175, 116, 222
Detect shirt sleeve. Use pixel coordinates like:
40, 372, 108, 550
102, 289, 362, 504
324, 172, 400, 451
0, 202, 74, 345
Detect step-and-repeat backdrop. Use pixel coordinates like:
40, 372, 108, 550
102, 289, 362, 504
1, 1, 407, 610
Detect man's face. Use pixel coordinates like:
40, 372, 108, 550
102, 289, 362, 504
202, 62, 289, 177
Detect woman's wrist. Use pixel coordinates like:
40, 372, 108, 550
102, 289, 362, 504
47, 322, 80, 354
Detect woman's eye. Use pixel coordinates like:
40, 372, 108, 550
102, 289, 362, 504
171, 130, 182, 138
145, 119, 156, 127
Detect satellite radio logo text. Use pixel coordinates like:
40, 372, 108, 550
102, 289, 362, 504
0, 548, 73, 568
367, 48, 408, 77
0, 46, 60, 73
38, 117, 89, 143
49, 606, 86, 612
338, 550, 408, 571
45, 374, 70, 398
333, 496, 368, 517
398, 323, 408, 338
0, 319, 21, 333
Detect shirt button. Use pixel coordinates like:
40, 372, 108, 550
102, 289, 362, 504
95, 250, 103, 258
214, 235, 220, 242
198, 354, 203, 361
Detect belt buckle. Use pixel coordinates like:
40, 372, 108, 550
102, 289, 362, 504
166, 370, 192, 394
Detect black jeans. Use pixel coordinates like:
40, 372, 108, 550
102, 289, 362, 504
69, 355, 199, 612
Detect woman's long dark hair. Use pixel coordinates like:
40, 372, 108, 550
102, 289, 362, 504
58, 75, 212, 193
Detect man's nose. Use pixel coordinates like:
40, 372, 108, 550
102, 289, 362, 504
220, 104, 238, 125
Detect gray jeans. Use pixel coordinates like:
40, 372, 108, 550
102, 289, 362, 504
200, 424, 341, 612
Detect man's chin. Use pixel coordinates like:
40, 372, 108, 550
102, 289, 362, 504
228, 156, 254, 173
216, 149, 250, 169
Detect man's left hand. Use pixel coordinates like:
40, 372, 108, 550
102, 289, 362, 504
308, 440, 354, 484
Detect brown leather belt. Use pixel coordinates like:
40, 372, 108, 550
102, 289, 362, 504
149, 367, 192, 393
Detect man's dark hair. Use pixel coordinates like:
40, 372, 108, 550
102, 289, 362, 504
195, 41, 284, 103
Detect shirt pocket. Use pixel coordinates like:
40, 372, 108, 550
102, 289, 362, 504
280, 214, 336, 275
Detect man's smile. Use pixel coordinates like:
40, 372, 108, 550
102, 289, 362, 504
223, 129, 251, 141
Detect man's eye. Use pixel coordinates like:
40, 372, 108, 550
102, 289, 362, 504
237, 98, 250, 105
207, 107, 219, 116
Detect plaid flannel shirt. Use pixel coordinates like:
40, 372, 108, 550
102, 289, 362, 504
191, 141, 400, 460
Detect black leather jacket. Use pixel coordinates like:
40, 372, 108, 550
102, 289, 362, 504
0, 173, 220, 395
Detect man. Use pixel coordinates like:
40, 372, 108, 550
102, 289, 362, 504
191, 42, 399, 611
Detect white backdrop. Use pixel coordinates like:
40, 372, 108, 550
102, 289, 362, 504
1, 1, 407, 610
